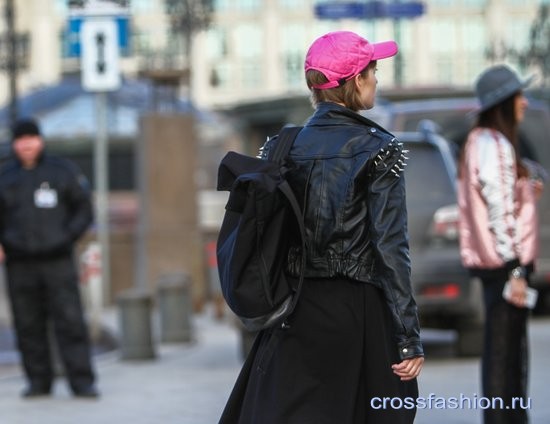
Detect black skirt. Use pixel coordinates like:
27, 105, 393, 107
220, 278, 418, 424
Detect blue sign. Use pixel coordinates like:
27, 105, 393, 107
315, 1, 425, 20
383, 2, 425, 18
64, 16, 130, 58
315, 2, 369, 19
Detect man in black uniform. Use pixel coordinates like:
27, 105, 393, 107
0, 118, 98, 398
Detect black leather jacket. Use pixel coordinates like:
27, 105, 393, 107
261, 103, 423, 360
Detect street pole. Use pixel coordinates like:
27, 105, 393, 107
95, 92, 109, 305
393, 0, 403, 86
5, 0, 18, 127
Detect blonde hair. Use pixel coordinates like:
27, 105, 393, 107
306, 61, 376, 111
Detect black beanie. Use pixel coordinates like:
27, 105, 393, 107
12, 118, 41, 141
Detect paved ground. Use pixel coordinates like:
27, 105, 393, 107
0, 307, 242, 424
0, 268, 549, 423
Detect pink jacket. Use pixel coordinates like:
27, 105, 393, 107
458, 128, 539, 270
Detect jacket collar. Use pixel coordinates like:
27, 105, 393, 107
306, 102, 392, 135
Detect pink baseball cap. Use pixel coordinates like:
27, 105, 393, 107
305, 31, 398, 90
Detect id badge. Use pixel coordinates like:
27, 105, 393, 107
34, 183, 58, 208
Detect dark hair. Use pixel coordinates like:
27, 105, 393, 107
306, 61, 377, 111
459, 92, 527, 178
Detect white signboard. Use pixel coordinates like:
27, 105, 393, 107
80, 18, 120, 92
69, 0, 130, 17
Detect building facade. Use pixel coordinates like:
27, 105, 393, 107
192, 0, 546, 108
0, 0, 546, 110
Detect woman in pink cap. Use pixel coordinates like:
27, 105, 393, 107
220, 31, 424, 424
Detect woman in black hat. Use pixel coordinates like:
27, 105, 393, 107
458, 64, 542, 424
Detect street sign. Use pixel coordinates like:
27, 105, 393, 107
315, 2, 369, 19
69, 0, 129, 17
315, 1, 425, 20
80, 18, 120, 92
66, 0, 130, 58
66, 16, 129, 58
383, 2, 425, 18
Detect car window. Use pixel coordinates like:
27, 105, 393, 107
520, 109, 550, 168
399, 111, 473, 149
404, 141, 456, 208
391, 100, 550, 168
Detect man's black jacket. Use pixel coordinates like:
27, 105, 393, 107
0, 153, 93, 260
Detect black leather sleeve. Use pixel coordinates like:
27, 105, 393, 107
368, 139, 424, 360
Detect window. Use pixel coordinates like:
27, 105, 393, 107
214, 0, 231, 11
212, 62, 230, 88
206, 28, 229, 60
234, 25, 262, 58
131, 0, 155, 12
281, 25, 307, 88
430, 20, 456, 83
462, 0, 486, 6
236, 0, 261, 12
383, 20, 414, 86
241, 61, 262, 88
214, 0, 261, 12
234, 25, 262, 88
278, 0, 306, 10
505, 20, 531, 50
55, 0, 68, 13
429, 0, 452, 6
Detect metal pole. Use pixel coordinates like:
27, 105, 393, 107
95, 92, 110, 305
5, 0, 18, 126
393, 0, 403, 87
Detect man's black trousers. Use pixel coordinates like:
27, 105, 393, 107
6, 255, 96, 392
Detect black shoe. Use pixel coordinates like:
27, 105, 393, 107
21, 386, 51, 398
73, 385, 100, 398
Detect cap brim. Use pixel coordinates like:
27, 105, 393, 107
371, 41, 398, 61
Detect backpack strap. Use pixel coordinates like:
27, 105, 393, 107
278, 180, 306, 327
267, 125, 307, 328
269, 126, 303, 164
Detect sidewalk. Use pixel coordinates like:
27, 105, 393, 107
0, 293, 549, 423
0, 306, 243, 424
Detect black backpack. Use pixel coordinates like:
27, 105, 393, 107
216, 126, 306, 332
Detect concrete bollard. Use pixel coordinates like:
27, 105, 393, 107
157, 272, 194, 343
117, 290, 156, 360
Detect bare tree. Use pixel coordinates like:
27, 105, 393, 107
164, 0, 214, 68
486, 4, 550, 87
516, 4, 550, 87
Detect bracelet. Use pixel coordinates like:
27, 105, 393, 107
510, 266, 525, 280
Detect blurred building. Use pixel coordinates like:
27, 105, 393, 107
193, 0, 546, 108
0, 0, 546, 110
0, 0, 550, 112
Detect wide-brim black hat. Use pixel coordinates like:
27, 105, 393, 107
475, 65, 533, 113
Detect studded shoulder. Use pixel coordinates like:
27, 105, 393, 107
373, 138, 409, 178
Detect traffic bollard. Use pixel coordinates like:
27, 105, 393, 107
117, 289, 156, 360
157, 272, 194, 343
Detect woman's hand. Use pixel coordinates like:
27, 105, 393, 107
506, 276, 528, 308
532, 179, 544, 201
392, 356, 424, 381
